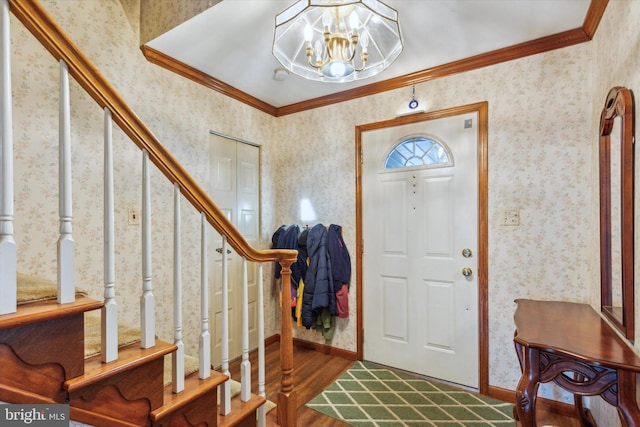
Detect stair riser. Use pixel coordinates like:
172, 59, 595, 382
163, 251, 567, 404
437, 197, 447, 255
69, 357, 164, 425
0, 312, 84, 378
152, 386, 217, 427
0, 313, 85, 402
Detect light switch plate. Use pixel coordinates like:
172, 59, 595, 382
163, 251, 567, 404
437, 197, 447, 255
128, 208, 140, 225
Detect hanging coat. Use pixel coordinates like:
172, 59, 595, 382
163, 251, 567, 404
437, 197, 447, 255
326, 224, 351, 318
301, 224, 335, 328
272, 224, 307, 286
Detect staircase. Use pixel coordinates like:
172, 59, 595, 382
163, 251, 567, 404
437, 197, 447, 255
0, 0, 298, 426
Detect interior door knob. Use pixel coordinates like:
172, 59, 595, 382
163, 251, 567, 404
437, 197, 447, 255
462, 267, 473, 277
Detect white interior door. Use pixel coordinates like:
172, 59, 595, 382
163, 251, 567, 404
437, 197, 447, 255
362, 112, 479, 388
209, 133, 260, 367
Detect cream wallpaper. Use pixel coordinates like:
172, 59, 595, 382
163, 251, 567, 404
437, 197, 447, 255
9, 0, 640, 422
275, 43, 593, 395
139, 0, 215, 44
585, 0, 640, 425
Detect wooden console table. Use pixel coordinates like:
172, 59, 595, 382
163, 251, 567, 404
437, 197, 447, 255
513, 299, 640, 426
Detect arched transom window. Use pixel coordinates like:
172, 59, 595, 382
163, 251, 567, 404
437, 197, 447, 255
384, 136, 453, 169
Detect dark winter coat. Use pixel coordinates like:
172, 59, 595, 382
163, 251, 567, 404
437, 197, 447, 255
326, 224, 351, 293
301, 224, 335, 328
272, 224, 306, 286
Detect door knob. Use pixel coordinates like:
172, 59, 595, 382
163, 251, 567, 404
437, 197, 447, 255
462, 267, 473, 277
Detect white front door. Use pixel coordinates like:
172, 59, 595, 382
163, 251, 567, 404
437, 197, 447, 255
362, 112, 479, 388
209, 133, 260, 367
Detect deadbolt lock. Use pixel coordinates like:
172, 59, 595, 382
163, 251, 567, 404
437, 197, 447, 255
462, 248, 472, 258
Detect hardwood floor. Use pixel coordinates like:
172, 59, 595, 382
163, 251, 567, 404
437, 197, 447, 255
228, 340, 583, 426
228, 339, 353, 426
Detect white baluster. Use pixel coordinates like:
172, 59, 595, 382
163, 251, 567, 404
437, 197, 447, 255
102, 108, 117, 363
199, 212, 211, 379
240, 257, 250, 402
57, 60, 74, 304
140, 150, 155, 349
257, 264, 266, 427
219, 236, 231, 415
172, 183, 184, 393
0, 0, 16, 315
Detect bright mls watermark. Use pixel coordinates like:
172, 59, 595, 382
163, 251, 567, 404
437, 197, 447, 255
0, 404, 68, 426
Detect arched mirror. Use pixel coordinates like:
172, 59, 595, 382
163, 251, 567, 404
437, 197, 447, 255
599, 86, 635, 340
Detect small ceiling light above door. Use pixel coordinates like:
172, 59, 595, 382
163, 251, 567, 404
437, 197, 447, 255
272, 0, 403, 83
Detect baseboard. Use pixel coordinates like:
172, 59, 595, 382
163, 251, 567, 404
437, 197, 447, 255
488, 385, 591, 421
265, 334, 279, 347
487, 386, 517, 404
266, 334, 358, 361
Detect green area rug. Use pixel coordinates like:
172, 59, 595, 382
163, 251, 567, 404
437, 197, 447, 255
306, 361, 515, 426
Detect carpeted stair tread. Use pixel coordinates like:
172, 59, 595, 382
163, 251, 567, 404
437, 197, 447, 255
83, 311, 141, 358
16, 272, 88, 304
0, 295, 102, 331
0, 272, 101, 332
164, 353, 201, 386
65, 340, 176, 393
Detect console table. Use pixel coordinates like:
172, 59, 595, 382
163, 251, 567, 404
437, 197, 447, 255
513, 299, 640, 426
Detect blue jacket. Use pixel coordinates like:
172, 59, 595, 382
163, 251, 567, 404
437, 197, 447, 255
272, 224, 306, 285
301, 224, 335, 328
326, 224, 351, 293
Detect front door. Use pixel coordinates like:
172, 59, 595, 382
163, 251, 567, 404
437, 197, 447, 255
209, 133, 260, 367
362, 111, 479, 388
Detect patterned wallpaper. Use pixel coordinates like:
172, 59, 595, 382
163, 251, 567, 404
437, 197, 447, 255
275, 43, 593, 395
139, 0, 217, 45
10, 0, 640, 419
585, 0, 640, 424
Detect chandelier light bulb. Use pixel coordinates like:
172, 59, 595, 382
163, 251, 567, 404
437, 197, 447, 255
322, 9, 332, 31
349, 11, 359, 31
314, 40, 323, 60
304, 24, 313, 43
360, 31, 369, 49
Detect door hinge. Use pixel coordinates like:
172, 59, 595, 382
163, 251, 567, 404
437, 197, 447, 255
360, 147, 364, 165
361, 238, 364, 254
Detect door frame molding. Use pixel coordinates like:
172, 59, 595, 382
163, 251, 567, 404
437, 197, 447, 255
355, 101, 489, 394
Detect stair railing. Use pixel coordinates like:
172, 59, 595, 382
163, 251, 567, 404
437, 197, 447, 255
0, 0, 299, 425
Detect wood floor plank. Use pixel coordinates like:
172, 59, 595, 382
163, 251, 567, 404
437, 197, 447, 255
228, 340, 352, 426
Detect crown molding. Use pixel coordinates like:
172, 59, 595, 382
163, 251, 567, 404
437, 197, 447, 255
582, 0, 608, 39
141, 0, 607, 117
141, 45, 277, 116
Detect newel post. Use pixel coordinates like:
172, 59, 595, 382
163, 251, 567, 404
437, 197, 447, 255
277, 259, 297, 427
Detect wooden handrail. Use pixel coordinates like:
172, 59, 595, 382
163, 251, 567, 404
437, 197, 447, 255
9, 2, 299, 424
9, 0, 297, 266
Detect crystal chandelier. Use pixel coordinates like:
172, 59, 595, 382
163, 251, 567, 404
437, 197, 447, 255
273, 0, 403, 82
